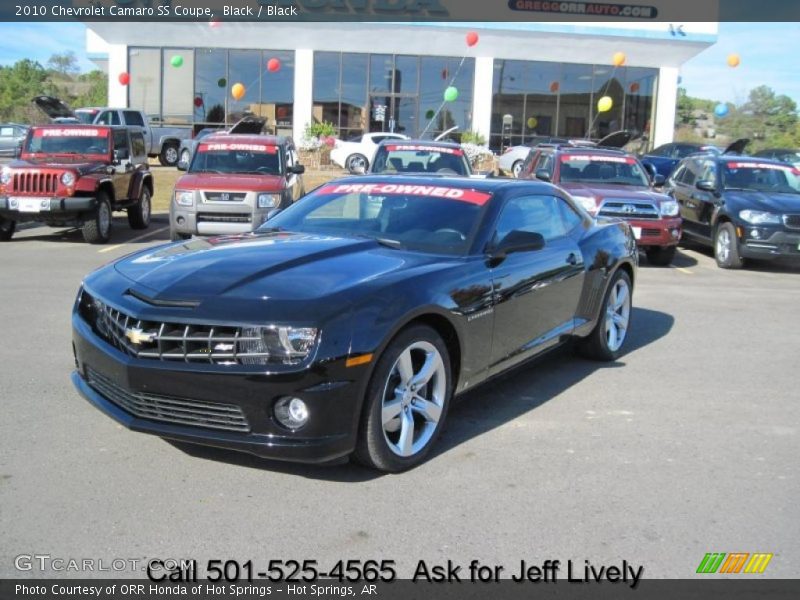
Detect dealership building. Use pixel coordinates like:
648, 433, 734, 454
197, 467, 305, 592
84, 21, 717, 150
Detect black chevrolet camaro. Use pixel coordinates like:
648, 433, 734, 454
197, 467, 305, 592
71, 176, 637, 471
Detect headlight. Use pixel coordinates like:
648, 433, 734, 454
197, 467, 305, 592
739, 210, 780, 225
660, 200, 680, 217
239, 326, 318, 365
572, 195, 597, 213
174, 190, 194, 207
0, 168, 11, 185
257, 193, 280, 209
60, 172, 76, 187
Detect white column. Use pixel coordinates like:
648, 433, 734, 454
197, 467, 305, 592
107, 44, 128, 107
652, 66, 679, 149
293, 49, 314, 142
471, 56, 494, 145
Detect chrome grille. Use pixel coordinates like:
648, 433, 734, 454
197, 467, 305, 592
197, 212, 252, 224
86, 367, 250, 432
597, 200, 660, 220
12, 171, 58, 195
641, 228, 662, 237
80, 293, 271, 365
783, 214, 800, 230
203, 191, 247, 202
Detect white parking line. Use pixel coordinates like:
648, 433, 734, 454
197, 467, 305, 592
98, 225, 169, 253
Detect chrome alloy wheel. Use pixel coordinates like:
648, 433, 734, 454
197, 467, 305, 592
98, 201, 111, 236
605, 278, 631, 352
716, 227, 731, 263
381, 341, 446, 458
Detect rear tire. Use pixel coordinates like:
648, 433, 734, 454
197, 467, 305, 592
512, 160, 524, 178
346, 153, 368, 172
127, 186, 151, 230
354, 325, 452, 472
645, 245, 676, 266
82, 194, 112, 244
714, 222, 744, 269
0, 217, 15, 241
159, 143, 179, 167
578, 269, 632, 362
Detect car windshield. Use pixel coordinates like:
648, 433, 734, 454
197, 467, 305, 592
559, 154, 650, 186
259, 182, 491, 255
190, 141, 282, 175
371, 145, 470, 176
722, 161, 800, 194
24, 128, 109, 155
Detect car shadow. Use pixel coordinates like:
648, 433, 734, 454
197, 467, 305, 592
680, 241, 800, 274
10, 215, 171, 244
167, 306, 674, 481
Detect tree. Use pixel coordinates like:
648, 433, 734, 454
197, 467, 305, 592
47, 51, 79, 76
0, 59, 60, 122
73, 70, 107, 107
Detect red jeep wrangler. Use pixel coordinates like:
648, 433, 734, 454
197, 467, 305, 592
0, 125, 152, 243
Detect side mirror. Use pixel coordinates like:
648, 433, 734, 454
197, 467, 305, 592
492, 230, 545, 262
349, 164, 366, 175
290, 164, 305, 175
652, 174, 666, 187
642, 161, 657, 179
534, 169, 551, 182
113, 149, 129, 163
176, 160, 188, 171
696, 179, 716, 193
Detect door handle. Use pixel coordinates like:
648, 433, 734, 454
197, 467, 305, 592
566, 253, 578, 266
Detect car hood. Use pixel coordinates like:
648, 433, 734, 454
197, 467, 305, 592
725, 191, 800, 212
560, 182, 670, 203
112, 232, 451, 304
176, 172, 286, 191
10, 158, 106, 172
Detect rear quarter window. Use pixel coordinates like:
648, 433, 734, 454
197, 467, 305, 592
123, 111, 145, 127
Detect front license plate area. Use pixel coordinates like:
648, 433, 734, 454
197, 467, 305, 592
631, 226, 642, 240
14, 197, 50, 213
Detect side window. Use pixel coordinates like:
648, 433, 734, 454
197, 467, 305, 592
285, 146, 294, 168
113, 130, 129, 159
97, 111, 121, 126
699, 160, 717, 184
123, 111, 145, 127
0, 126, 13, 137
558, 198, 584, 232
650, 144, 670, 157
670, 164, 685, 184
680, 160, 700, 186
130, 133, 146, 160
371, 135, 387, 144
494, 195, 569, 243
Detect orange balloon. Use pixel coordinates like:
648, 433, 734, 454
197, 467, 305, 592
231, 83, 245, 100
549, 81, 560, 93
612, 52, 626, 67
727, 53, 741, 68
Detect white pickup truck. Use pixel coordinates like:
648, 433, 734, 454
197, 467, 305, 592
33, 96, 192, 166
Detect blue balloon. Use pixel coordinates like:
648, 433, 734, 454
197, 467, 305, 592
677, 75, 683, 84
714, 103, 729, 118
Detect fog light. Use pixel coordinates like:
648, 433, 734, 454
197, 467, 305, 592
177, 216, 185, 225
274, 397, 309, 430
671, 228, 680, 239
9, 197, 18, 209
750, 228, 760, 239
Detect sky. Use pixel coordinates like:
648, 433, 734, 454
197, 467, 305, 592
0, 21, 798, 106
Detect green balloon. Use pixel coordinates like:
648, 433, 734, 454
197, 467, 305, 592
171, 55, 184, 68
443, 86, 459, 102
217, 78, 227, 88
425, 110, 435, 120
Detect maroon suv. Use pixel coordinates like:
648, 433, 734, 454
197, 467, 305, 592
523, 145, 682, 266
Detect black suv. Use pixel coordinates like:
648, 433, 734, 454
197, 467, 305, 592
665, 154, 800, 268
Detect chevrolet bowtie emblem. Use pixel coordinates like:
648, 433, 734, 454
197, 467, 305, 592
125, 327, 156, 345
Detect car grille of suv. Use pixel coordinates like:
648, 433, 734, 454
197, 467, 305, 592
597, 200, 660, 220
197, 213, 252, 224
78, 291, 271, 366
783, 214, 800, 230
203, 191, 247, 202
11, 171, 58, 195
86, 367, 250, 432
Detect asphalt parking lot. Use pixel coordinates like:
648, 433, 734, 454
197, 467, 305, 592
1, 220, 798, 579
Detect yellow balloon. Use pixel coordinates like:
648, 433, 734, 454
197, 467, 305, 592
527, 117, 538, 129
231, 83, 246, 100
727, 53, 741, 68
597, 96, 613, 113
612, 52, 626, 67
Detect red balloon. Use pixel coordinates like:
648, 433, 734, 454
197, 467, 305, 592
267, 58, 281, 73
209, 19, 221, 28
466, 31, 479, 47
194, 97, 203, 108
549, 81, 560, 93
118, 72, 130, 86
629, 82, 640, 93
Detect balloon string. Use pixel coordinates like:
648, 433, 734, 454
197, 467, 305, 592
420, 54, 468, 138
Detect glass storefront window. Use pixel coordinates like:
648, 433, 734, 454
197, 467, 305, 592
421, 57, 474, 139
340, 53, 368, 137
228, 49, 262, 122
313, 52, 341, 128
260, 50, 295, 135
591, 64, 624, 139
623, 67, 657, 149
194, 49, 227, 131
558, 63, 593, 139
128, 48, 161, 120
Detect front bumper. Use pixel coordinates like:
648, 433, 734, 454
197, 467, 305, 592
0, 195, 96, 221
624, 217, 681, 248
738, 227, 800, 260
71, 315, 364, 464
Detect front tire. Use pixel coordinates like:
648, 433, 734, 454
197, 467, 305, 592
82, 194, 112, 244
578, 269, 632, 361
354, 325, 452, 472
714, 222, 744, 269
512, 160, 524, 178
0, 217, 15, 241
645, 245, 676, 266
180, 148, 191, 164
347, 153, 368, 173
159, 143, 179, 167
127, 186, 151, 230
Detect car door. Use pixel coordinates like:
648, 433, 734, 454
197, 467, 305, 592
689, 158, 720, 240
111, 129, 133, 202
489, 193, 585, 374
671, 158, 702, 236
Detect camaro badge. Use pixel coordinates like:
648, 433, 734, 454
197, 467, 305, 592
125, 327, 156, 345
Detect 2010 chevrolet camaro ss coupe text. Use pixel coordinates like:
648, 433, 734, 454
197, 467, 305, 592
71, 176, 637, 472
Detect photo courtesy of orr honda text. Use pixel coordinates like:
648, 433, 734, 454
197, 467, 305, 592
0, 0, 798, 598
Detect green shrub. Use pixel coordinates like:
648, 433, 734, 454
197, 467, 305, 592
305, 121, 337, 140
460, 130, 487, 146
